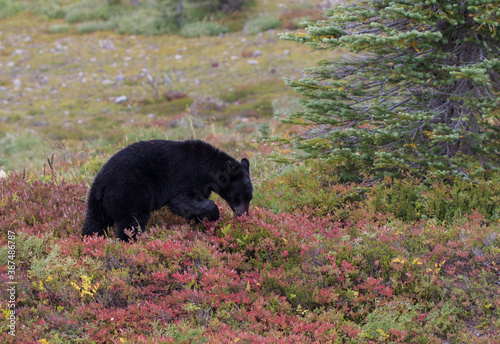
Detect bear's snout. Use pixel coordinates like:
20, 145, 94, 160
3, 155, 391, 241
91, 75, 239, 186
233, 203, 250, 217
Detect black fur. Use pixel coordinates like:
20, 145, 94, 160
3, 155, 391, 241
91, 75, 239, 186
82, 140, 253, 241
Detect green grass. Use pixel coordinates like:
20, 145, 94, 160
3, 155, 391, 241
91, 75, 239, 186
48, 23, 71, 34
75, 20, 115, 34
244, 14, 281, 35
180, 22, 229, 38
0, 132, 52, 171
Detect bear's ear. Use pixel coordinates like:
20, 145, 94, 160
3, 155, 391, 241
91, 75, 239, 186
241, 158, 250, 170
225, 160, 238, 174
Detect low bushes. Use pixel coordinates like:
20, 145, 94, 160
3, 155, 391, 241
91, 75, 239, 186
256, 166, 500, 223
0, 172, 498, 342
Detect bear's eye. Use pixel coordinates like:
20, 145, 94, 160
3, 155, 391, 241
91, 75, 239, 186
242, 193, 252, 202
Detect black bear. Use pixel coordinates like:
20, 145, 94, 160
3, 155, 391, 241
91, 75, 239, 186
82, 140, 253, 241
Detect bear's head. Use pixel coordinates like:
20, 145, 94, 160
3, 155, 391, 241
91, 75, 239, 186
220, 158, 253, 217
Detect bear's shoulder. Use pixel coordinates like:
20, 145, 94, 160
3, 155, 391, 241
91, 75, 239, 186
179, 140, 234, 162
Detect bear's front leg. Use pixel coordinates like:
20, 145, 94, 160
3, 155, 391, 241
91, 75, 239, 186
168, 196, 220, 222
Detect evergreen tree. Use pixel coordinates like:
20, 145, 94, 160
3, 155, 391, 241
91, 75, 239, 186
278, 0, 500, 181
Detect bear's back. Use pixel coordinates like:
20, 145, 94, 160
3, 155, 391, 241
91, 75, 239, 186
96, 139, 234, 186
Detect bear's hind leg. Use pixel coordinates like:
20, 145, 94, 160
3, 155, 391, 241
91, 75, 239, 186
115, 213, 150, 241
82, 202, 114, 238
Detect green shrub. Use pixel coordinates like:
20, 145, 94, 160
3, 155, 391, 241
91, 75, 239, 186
76, 21, 115, 34
112, 8, 172, 36
368, 177, 425, 222
421, 177, 500, 222
0, 0, 26, 18
65, 0, 114, 23
191, 0, 245, 13
257, 164, 500, 224
180, 21, 229, 38
0, 232, 45, 266
30, 0, 65, 19
48, 24, 71, 34
29, 245, 77, 281
244, 14, 280, 35
367, 175, 500, 223
254, 164, 364, 217
81, 155, 106, 179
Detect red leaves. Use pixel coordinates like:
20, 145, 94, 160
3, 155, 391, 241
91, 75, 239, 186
1, 172, 499, 342
147, 239, 185, 261
171, 271, 197, 285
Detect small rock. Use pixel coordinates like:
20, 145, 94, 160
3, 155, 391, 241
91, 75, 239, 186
33, 121, 48, 127
253, 50, 262, 57
102, 79, 114, 85
175, 55, 183, 60
284, 50, 291, 56
115, 96, 128, 104
12, 49, 25, 55
13, 79, 21, 91
247, 60, 259, 65
99, 40, 115, 50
